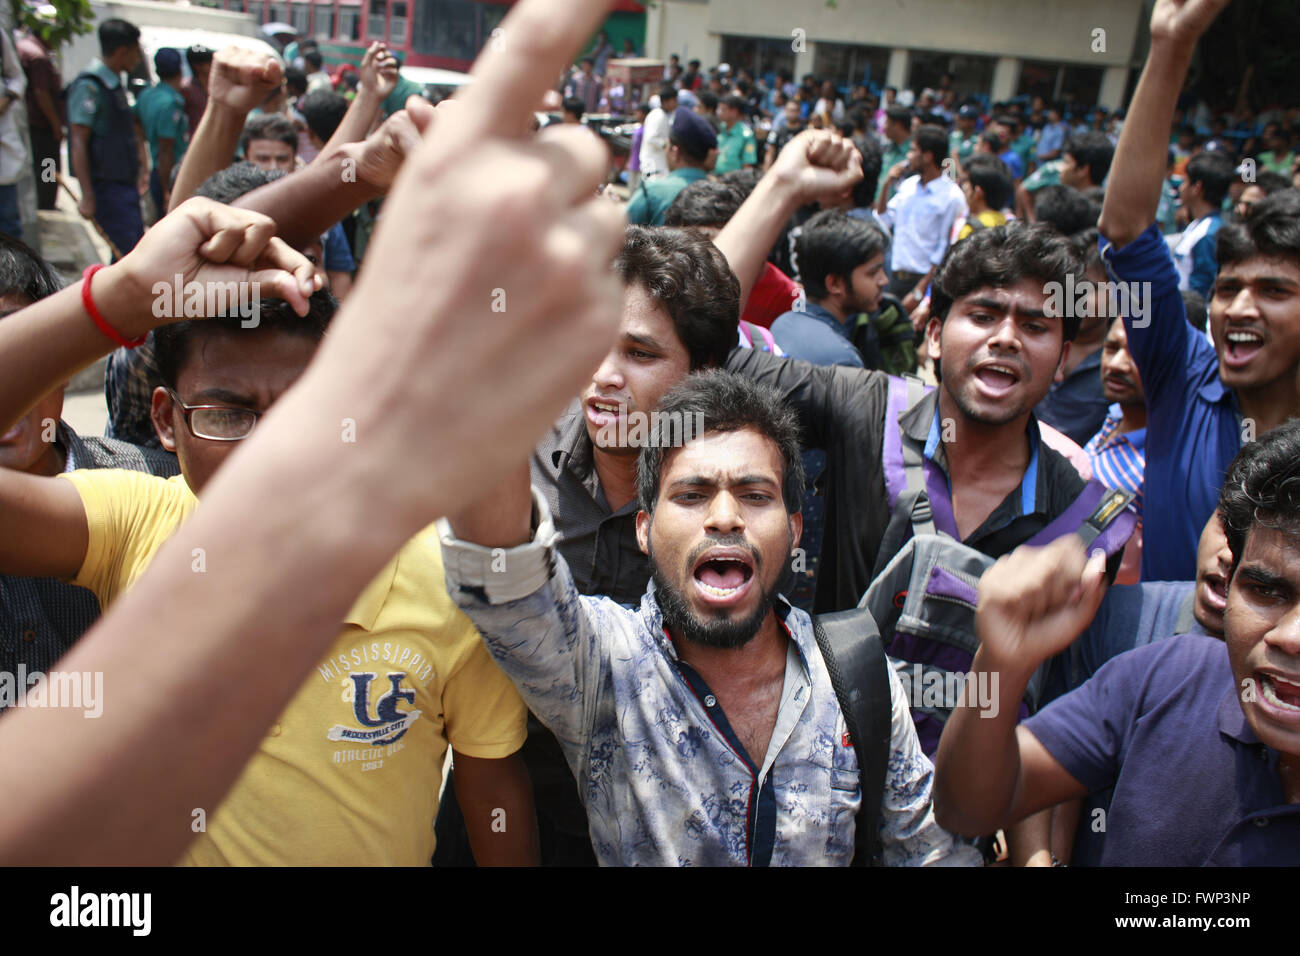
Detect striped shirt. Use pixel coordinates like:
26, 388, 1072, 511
1083, 404, 1146, 517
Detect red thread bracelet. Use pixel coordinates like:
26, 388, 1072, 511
82, 264, 146, 349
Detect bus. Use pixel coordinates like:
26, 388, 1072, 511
200, 0, 647, 72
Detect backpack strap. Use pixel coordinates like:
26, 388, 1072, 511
812, 608, 892, 867
1026, 480, 1138, 558
882, 374, 930, 511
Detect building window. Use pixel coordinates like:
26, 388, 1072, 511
267, 4, 285, 24
412, 0, 477, 60
719, 35, 795, 88
315, 4, 334, 39
1018, 60, 1103, 109
908, 50, 995, 100
391, 0, 407, 46
1056, 65, 1103, 110
291, 2, 312, 34
813, 42, 890, 91
339, 3, 361, 40
368, 0, 386, 39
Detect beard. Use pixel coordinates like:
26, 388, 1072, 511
649, 532, 782, 650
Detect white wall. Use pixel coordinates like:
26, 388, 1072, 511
704, 0, 1145, 67
64, 1, 262, 82
644, 0, 714, 64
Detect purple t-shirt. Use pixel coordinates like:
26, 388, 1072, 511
628, 124, 643, 173
1024, 634, 1300, 865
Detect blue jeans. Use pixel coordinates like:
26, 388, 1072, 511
92, 179, 143, 258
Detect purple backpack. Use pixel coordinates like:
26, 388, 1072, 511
862, 375, 1138, 756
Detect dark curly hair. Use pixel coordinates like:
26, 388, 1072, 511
637, 370, 806, 515
1218, 188, 1300, 271
154, 289, 336, 390
930, 221, 1085, 341
1217, 419, 1300, 576
616, 226, 740, 370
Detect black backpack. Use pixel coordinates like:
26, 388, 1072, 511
812, 608, 892, 867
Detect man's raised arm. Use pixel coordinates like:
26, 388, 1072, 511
0, 0, 624, 866
168, 48, 282, 211
232, 106, 426, 251
1097, 0, 1231, 248
0, 200, 318, 580
713, 129, 861, 311
934, 538, 1106, 836
321, 42, 399, 152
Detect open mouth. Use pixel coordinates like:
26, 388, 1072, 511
692, 548, 756, 606
1200, 572, 1227, 611
1222, 328, 1265, 368
585, 396, 624, 428
1258, 671, 1300, 716
972, 362, 1022, 397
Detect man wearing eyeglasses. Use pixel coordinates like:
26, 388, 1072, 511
0, 200, 538, 867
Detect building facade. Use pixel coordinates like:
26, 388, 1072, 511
645, 0, 1149, 110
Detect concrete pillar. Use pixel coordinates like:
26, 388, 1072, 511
699, 33, 722, 71
1098, 65, 1129, 111
794, 39, 816, 82
990, 56, 1020, 104
885, 48, 909, 90
644, 0, 664, 59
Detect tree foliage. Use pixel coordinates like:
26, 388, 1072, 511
9, 0, 95, 51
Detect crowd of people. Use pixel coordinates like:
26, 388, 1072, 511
0, 0, 1297, 868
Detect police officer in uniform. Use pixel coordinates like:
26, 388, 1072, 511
68, 18, 146, 257
625, 108, 716, 227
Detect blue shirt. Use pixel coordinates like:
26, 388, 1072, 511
438, 493, 981, 867
1025, 635, 1300, 866
998, 148, 1024, 180
1100, 222, 1239, 581
882, 173, 967, 275
322, 222, 354, 273
770, 301, 863, 368
1037, 121, 1069, 159
1083, 403, 1146, 516
1057, 580, 1201, 696
133, 82, 188, 168
1172, 211, 1223, 299
1034, 346, 1109, 446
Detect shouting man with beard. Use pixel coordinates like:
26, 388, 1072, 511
440, 371, 979, 866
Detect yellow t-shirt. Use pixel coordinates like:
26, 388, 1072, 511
58, 468, 526, 866
957, 209, 1008, 241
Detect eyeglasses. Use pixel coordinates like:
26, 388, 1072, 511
165, 389, 262, 441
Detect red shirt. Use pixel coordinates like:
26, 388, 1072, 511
741, 262, 800, 329
16, 34, 61, 130
180, 79, 207, 134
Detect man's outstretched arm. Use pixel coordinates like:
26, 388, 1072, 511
0, 200, 318, 580
713, 129, 861, 311
0, 0, 624, 866
934, 538, 1107, 836
454, 751, 540, 866
168, 48, 282, 211
232, 106, 426, 250
1098, 0, 1231, 249
321, 41, 399, 152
